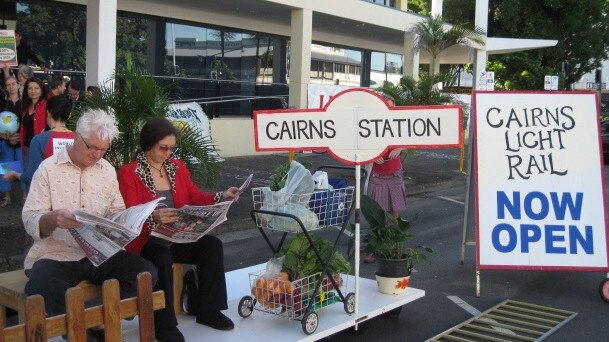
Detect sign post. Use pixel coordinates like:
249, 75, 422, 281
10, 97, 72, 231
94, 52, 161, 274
254, 88, 462, 317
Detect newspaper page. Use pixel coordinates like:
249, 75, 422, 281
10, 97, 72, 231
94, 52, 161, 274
151, 201, 232, 243
70, 197, 164, 266
151, 174, 253, 243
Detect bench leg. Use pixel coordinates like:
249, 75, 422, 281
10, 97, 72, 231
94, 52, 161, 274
172, 264, 183, 316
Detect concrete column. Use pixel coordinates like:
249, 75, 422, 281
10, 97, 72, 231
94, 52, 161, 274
288, 9, 312, 109
473, 0, 489, 90
403, 34, 419, 81
394, 0, 408, 11
86, 0, 116, 88
431, 0, 443, 17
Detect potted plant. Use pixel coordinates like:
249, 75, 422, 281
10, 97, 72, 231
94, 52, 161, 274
359, 194, 434, 295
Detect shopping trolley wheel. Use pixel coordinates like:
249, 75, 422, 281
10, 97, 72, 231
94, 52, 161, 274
600, 279, 609, 303
238, 296, 254, 317
344, 292, 356, 314
301, 311, 319, 335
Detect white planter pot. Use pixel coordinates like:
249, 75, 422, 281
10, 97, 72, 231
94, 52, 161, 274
375, 274, 410, 295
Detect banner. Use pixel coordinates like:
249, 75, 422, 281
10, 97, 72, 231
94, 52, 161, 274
474, 91, 609, 270
167, 102, 221, 160
308, 83, 352, 109
0, 30, 18, 67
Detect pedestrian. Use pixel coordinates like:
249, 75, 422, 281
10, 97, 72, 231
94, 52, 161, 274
22, 108, 158, 340
4, 94, 74, 186
0, 75, 22, 207
47, 75, 66, 98
118, 117, 240, 341
14, 30, 49, 72
364, 147, 407, 263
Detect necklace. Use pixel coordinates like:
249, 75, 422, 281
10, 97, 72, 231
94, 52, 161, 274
149, 163, 164, 178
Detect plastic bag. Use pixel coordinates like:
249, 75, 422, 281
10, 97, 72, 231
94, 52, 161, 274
258, 161, 317, 228
251, 256, 292, 309
269, 204, 319, 232
312, 171, 330, 190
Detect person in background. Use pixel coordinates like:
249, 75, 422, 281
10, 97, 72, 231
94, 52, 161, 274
23, 109, 157, 340
0, 76, 22, 207
19, 77, 48, 200
364, 147, 407, 263
67, 79, 83, 112
4, 94, 74, 186
86, 85, 101, 99
47, 75, 66, 98
14, 31, 49, 72
15, 65, 34, 97
119, 117, 240, 341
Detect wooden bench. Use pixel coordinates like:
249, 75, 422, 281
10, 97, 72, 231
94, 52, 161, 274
0, 272, 165, 342
0, 269, 101, 324
0, 264, 185, 324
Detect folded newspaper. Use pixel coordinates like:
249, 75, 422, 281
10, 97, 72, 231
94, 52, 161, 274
151, 201, 232, 243
152, 173, 253, 243
70, 174, 254, 266
70, 197, 164, 267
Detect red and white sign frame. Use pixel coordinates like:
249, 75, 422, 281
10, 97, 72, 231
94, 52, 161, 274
473, 90, 609, 271
253, 88, 463, 165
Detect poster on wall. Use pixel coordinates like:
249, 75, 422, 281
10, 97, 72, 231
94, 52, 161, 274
0, 30, 18, 67
474, 91, 609, 271
167, 102, 222, 160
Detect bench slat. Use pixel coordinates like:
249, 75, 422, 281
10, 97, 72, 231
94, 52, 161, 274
102, 279, 122, 342
66, 287, 86, 342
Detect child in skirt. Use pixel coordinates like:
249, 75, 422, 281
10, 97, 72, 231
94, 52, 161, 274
365, 148, 407, 263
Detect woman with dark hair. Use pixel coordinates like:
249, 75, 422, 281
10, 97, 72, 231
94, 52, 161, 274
18, 77, 47, 199
118, 117, 240, 342
4, 94, 74, 186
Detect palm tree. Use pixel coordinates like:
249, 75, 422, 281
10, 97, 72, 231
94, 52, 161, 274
408, 15, 486, 76
377, 72, 459, 106
73, 66, 220, 186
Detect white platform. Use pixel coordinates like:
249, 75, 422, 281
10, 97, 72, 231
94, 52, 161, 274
114, 264, 425, 341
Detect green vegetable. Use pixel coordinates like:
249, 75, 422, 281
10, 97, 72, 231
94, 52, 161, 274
268, 161, 312, 191
276, 233, 351, 281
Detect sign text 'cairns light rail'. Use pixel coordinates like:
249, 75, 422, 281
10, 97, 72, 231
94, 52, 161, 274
474, 91, 609, 271
253, 89, 462, 165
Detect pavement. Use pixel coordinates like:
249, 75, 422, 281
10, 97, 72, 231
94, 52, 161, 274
0, 148, 466, 271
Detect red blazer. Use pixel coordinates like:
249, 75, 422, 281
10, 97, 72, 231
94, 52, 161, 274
20, 99, 47, 147
118, 158, 216, 254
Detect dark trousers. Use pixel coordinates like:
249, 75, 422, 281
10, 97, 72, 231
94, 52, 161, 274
24, 250, 158, 317
141, 235, 228, 330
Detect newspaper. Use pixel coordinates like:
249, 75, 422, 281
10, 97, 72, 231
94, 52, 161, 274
151, 201, 232, 243
151, 173, 254, 243
70, 197, 164, 267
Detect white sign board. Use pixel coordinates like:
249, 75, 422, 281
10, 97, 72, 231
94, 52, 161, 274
254, 89, 462, 165
308, 83, 352, 108
474, 91, 609, 271
167, 102, 221, 160
545, 75, 559, 91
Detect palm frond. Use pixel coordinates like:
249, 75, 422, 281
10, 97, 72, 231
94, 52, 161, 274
71, 68, 221, 186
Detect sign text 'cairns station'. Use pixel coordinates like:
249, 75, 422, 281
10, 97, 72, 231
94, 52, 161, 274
474, 91, 608, 271
253, 89, 462, 165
